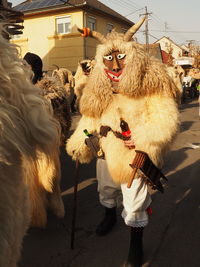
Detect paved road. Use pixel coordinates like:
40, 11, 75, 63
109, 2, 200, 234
19, 99, 200, 267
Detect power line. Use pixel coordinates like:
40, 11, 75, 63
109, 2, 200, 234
148, 33, 159, 41
120, 0, 141, 9
151, 30, 200, 34
125, 8, 144, 17
99, 1, 200, 44
103, 0, 131, 11
101, 0, 142, 17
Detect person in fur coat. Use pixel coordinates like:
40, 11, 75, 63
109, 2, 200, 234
23, 53, 72, 145
0, 21, 62, 265
51, 65, 76, 112
37, 76, 72, 145
66, 16, 180, 267
73, 58, 95, 110
23, 54, 73, 227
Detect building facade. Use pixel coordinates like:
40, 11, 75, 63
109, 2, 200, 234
13, 0, 133, 72
155, 36, 185, 60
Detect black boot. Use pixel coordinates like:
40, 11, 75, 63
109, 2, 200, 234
96, 207, 117, 236
125, 227, 144, 267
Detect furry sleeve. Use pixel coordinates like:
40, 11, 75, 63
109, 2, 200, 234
130, 95, 180, 167
66, 115, 100, 163
79, 67, 113, 118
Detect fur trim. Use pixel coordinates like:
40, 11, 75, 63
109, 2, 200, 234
74, 59, 95, 109
52, 67, 75, 104
22, 149, 64, 228
0, 22, 64, 265
66, 115, 100, 163
98, 94, 179, 183
37, 76, 72, 144
79, 30, 180, 118
68, 28, 180, 185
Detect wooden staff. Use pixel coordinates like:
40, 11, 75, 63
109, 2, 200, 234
198, 95, 200, 116
70, 158, 79, 250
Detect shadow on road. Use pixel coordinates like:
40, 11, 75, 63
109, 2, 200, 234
145, 157, 200, 267
19, 102, 200, 267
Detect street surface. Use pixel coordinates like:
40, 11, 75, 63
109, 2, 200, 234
19, 99, 200, 267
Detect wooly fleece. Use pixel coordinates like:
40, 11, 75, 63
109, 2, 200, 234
37, 76, 72, 144
0, 22, 63, 266
167, 65, 184, 105
74, 59, 95, 108
52, 67, 75, 105
66, 30, 180, 184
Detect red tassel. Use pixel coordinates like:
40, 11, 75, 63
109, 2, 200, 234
121, 130, 131, 137
146, 206, 153, 215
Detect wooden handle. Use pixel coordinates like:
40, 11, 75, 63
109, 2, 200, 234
127, 167, 138, 188
127, 151, 146, 188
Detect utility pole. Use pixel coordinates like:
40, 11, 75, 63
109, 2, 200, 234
164, 22, 168, 32
140, 6, 152, 53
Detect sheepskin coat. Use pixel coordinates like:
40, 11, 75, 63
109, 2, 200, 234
0, 22, 62, 265
74, 59, 95, 107
37, 76, 72, 144
167, 65, 184, 105
52, 67, 75, 105
66, 30, 180, 184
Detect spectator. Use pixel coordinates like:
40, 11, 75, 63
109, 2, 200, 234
23, 52, 43, 84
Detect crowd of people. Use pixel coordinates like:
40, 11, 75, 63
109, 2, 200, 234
1, 8, 196, 267
182, 71, 200, 103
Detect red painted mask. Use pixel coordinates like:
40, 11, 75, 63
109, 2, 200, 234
103, 50, 126, 82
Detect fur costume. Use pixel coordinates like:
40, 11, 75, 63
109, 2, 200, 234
37, 76, 72, 145
52, 65, 75, 106
21, 58, 67, 227
66, 17, 180, 185
74, 59, 95, 108
167, 65, 184, 105
0, 22, 62, 266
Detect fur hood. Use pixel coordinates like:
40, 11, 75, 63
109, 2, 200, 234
80, 30, 178, 118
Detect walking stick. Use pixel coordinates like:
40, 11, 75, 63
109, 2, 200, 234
198, 96, 200, 116
70, 158, 80, 249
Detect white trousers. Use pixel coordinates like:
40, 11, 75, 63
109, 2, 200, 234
96, 159, 152, 227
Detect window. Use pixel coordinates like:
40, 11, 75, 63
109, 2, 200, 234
56, 16, 71, 34
107, 23, 113, 33
87, 16, 96, 31
122, 28, 127, 34
165, 42, 169, 47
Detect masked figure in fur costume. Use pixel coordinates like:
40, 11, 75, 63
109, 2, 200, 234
74, 58, 95, 110
66, 16, 180, 267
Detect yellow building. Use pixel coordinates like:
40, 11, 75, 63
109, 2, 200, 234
13, 0, 133, 72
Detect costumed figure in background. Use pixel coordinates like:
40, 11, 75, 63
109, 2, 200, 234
52, 65, 76, 112
73, 58, 95, 110
21, 54, 68, 228
166, 64, 184, 105
24, 52, 72, 145
37, 76, 72, 145
66, 16, 180, 267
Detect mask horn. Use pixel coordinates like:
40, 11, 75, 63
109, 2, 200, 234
77, 27, 106, 44
123, 16, 147, 42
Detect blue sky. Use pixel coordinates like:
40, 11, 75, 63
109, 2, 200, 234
10, 0, 200, 45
